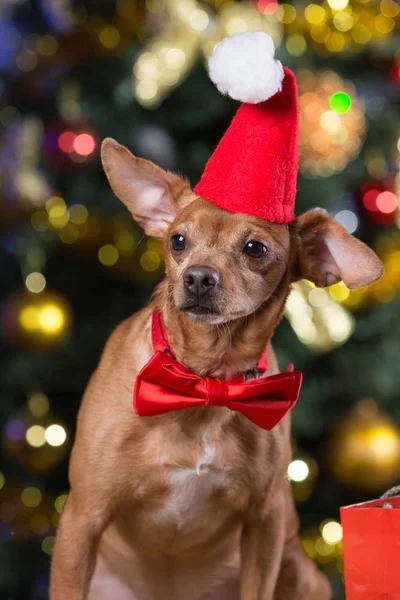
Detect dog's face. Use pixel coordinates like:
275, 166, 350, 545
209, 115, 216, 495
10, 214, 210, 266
164, 198, 290, 323
101, 138, 384, 324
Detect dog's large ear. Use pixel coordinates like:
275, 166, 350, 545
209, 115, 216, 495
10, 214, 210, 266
101, 138, 194, 238
291, 210, 384, 289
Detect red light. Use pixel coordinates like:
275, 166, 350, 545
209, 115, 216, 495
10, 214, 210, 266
376, 191, 398, 215
73, 134, 96, 156
257, 0, 278, 15
391, 64, 400, 85
362, 189, 380, 212
58, 131, 76, 153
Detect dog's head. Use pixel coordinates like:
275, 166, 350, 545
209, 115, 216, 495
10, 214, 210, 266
102, 138, 383, 325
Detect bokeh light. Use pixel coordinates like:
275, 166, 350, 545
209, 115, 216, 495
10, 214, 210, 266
288, 460, 309, 482
45, 425, 67, 447
21, 487, 42, 508
73, 133, 96, 156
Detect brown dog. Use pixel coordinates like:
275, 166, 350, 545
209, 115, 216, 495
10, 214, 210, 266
50, 138, 383, 600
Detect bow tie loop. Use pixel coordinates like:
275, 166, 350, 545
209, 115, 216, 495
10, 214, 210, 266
205, 378, 229, 406
133, 311, 302, 431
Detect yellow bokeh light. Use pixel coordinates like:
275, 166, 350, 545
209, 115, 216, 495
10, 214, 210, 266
69, 204, 88, 225
31, 210, 49, 232
41, 536, 55, 556
36, 35, 59, 56
305, 4, 326, 25
136, 79, 158, 102
26, 425, 46, 448
351, 24, 372, 44
45, 424, 67, 447
322, 521, 343, 544
39, 305, 65, 334
28, 393, 50, 417
55, 493, 68, 514
98, 244, 119, 266
59, 223, 79, 244
21, 487, 42, 508
48, 205, 69, 228
333, 11, 354, 32
188, 9, 209, 31
325, 31, 346, 52
225, 17, 247, 35
329, 282, 350, 302
288, 460, 309, 482
25, 272, 46, 294
115, 230, 135, 255
165, 48, 186, 69
286, 34, 307, 57
0, 472, 5, 490
327, 0, 349, 10
140, 250, 161, 272
276, 3, 297, 24
46, 196, 65, 211
380, 0, 400, 18
374, 14, 395, 34
99, 26, 121, 49
20, 306, 39, 331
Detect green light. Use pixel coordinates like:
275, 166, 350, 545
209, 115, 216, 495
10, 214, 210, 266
329, 92, 352, 114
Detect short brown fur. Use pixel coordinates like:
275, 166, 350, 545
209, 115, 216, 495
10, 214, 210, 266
50, 139, 383, 600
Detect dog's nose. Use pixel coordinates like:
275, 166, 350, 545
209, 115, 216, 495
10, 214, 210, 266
183, 266, 220, 298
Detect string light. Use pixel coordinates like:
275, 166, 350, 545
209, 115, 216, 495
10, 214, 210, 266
288, 460, 309, 482
45, 424, 67, 447
21, 487, 42, 508
73, 133, 96, 156
98, 244, 119, 266
286, 280, 354, 351
54, 494, 68, 514
25, 272, 46, 294
41, 536, 55, 556
25, 425, 46, 448
28, 393, 50, 418
330, 92, 352, 114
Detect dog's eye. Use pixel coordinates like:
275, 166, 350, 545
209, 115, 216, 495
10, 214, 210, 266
171, 234, 186, 252
244, 240, 267, 258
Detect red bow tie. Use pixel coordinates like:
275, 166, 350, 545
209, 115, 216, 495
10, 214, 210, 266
134, 311, 302, 431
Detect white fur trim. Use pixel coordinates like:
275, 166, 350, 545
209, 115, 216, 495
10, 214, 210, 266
208, 31, 284, 104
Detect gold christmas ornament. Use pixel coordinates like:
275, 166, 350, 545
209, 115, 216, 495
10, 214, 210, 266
327, 398, 400, 493
2, 394, 69, 474
297, 69, 365, 178
0, 289, 72, 350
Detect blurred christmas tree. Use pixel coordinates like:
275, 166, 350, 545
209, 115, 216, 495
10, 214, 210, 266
0, 0, 399, 598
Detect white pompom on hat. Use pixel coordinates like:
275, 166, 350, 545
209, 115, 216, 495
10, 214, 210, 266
194, 31, 299, 224
208, 31, 284, 104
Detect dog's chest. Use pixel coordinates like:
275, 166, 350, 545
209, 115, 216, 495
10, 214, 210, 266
148, 426, 249, 537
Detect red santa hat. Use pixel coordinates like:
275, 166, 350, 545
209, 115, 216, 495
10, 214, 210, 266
194, 31, 299, 224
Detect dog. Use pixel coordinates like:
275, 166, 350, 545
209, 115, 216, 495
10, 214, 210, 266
50, 137, 383, 600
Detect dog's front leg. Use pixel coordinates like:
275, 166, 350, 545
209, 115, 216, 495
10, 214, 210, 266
240, 499, 285, 600
50, 492, 109, 600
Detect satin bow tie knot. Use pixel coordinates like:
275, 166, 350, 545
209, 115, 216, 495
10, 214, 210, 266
133, 311, 303, 432
205, 378, 229, 406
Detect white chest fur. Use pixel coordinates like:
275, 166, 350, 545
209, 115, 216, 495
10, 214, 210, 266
156, 432, 226, 532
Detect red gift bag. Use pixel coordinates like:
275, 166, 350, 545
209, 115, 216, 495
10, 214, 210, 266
341, 493, 400, 600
